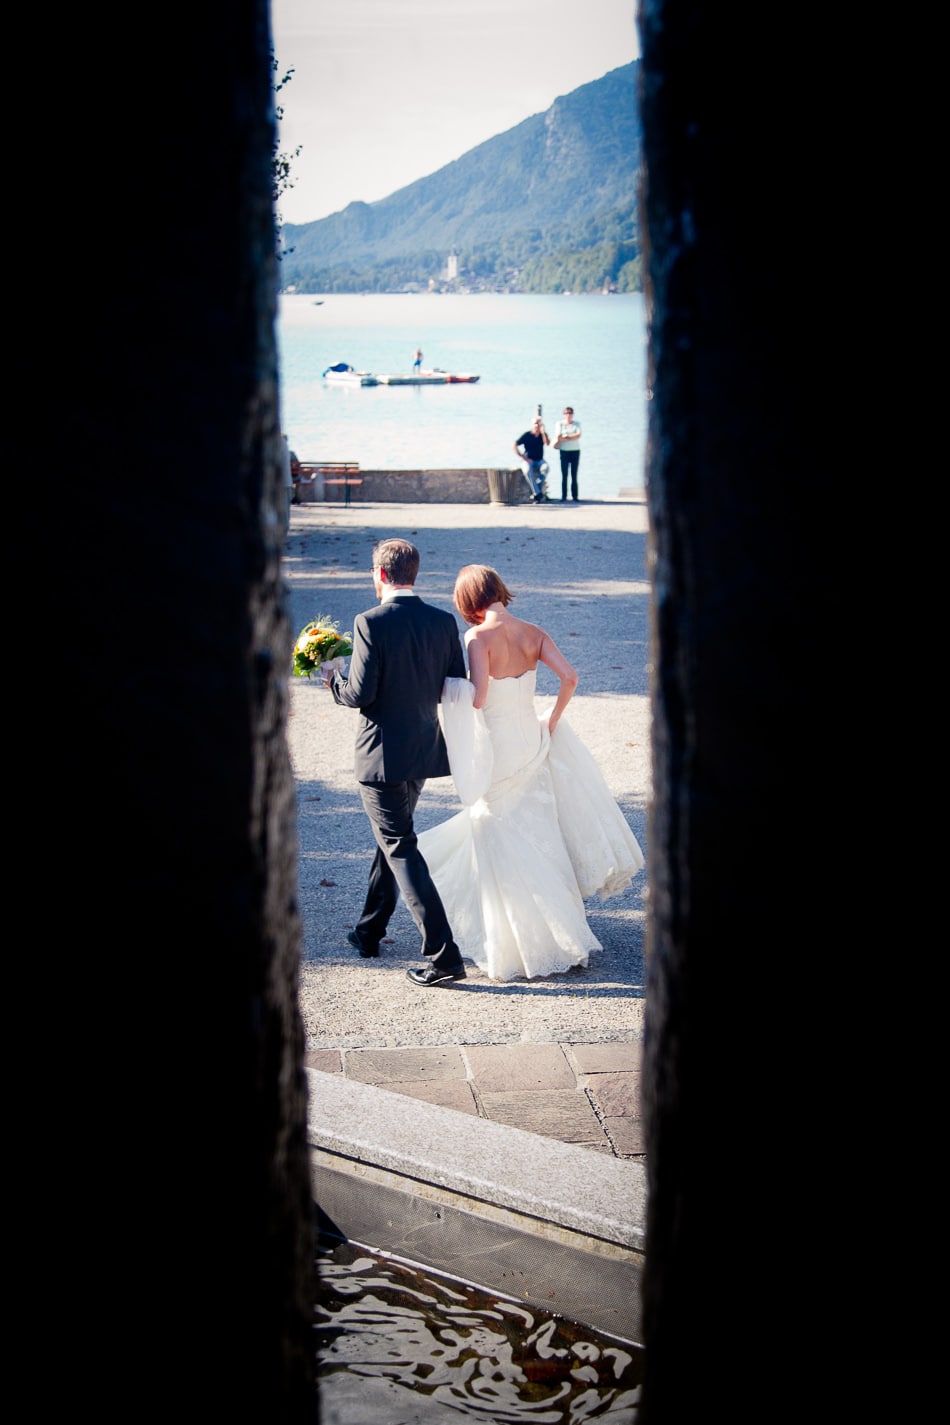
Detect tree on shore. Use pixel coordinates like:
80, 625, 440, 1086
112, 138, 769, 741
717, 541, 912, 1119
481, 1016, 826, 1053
272, 53, 301, 255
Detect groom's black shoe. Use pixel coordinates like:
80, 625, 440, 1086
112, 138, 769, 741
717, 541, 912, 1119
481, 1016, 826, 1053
347, 929, 379, 959
406, 963, 466, 988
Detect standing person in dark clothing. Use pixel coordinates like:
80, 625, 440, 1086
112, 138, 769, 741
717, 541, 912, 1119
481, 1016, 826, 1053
514, 415, 551, 501
321, 537, 468, 987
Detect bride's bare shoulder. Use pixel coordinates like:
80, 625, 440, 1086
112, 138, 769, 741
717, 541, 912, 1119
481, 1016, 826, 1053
517, 617, 547, 650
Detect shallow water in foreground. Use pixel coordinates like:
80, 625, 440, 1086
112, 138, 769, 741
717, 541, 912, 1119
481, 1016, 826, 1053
317, 1239, 643, 1423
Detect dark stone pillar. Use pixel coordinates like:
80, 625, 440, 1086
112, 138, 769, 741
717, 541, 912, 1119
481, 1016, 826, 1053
46, 3, 315, 1415
636, 5, 865, 1418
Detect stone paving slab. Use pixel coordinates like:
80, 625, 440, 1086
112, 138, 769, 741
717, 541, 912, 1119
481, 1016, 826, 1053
374, 1079, 480, 1114
344, 1045, 467, 1084
586, 1069, 641, 1118
568, 1042, 641, 1075
479, 1088, 611, 1149
462, 1042, 576, 1092
304, 1048, 342, 1074
605, 1117, 646, 1155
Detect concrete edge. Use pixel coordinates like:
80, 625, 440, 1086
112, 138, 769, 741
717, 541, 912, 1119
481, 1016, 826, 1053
306, 1068, 648, 1251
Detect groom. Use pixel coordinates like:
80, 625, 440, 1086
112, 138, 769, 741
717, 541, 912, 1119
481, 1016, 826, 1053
322, 537, 468, 987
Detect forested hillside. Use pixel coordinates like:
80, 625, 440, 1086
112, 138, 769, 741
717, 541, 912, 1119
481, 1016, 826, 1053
279, 63, 641, 295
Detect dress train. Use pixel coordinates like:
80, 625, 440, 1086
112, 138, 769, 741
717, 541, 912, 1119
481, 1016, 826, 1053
418, 674, 644, 981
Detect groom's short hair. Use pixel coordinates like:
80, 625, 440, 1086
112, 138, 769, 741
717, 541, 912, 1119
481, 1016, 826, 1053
373, 537, 419, 586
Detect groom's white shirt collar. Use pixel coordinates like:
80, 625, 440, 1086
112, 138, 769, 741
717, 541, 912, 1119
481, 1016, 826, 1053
381, 585, 418, 603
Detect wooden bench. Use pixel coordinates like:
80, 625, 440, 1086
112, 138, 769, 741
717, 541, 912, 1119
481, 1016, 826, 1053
298, 461, 362, 505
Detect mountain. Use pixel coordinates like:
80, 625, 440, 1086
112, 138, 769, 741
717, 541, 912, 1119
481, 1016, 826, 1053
278, 62, 642, 295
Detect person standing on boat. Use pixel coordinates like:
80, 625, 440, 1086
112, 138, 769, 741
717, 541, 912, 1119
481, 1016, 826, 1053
413, 347, 423, 374
553, 406, 582, 502
513, 416, 550, 502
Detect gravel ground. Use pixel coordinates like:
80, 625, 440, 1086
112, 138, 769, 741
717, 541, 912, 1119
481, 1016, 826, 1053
284, 497, 652, 1049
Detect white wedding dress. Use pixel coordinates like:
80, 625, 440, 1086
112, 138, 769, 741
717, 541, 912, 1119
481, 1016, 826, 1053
418, 671, 644, 981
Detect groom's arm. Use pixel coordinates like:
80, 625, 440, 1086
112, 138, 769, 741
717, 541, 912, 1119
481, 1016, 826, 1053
326, 613, 378, 707
447, 624, 465, 681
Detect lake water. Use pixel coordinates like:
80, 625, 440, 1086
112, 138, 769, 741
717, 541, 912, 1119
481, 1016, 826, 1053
276, 293, 648, 501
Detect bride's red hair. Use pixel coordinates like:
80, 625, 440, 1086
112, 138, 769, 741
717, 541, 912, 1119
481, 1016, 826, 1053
453, 565, 514, 625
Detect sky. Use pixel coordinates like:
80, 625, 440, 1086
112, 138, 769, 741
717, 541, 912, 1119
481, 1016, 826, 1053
270, 0, 640, 227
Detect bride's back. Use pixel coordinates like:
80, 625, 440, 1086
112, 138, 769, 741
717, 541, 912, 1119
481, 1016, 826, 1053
456, 565, 577, 732
467, 611, 543, 681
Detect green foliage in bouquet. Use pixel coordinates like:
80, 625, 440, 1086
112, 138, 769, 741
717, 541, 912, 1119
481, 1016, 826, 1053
292, 616, 354, 677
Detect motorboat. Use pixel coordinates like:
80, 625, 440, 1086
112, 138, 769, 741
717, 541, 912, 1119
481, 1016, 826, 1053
323, 367, 379, 387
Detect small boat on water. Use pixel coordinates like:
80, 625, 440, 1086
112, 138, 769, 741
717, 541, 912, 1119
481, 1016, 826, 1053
323, 367, 379, 387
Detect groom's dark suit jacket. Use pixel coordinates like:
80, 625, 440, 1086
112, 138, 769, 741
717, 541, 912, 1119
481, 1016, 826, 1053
328, 593, 465, 782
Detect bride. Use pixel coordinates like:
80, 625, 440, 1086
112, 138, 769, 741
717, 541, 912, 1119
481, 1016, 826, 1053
417, 564, 644, 981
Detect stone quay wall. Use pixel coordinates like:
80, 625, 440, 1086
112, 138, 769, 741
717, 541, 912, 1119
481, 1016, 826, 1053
295, 468, 529, 506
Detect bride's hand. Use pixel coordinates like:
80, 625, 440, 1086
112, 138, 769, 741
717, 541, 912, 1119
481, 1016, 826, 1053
540, 705, 558, 736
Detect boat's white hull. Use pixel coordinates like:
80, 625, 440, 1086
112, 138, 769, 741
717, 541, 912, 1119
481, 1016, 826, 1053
324, 371, 378, 387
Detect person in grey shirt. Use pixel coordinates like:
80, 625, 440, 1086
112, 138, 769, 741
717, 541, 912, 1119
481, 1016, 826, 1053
553, 406, 582, 501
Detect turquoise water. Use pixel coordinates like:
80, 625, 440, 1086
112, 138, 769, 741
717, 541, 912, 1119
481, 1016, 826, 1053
276, 292, 648, 500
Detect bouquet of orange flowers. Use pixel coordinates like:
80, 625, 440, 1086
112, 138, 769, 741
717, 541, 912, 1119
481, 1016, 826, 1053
292, 616, 353, 678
